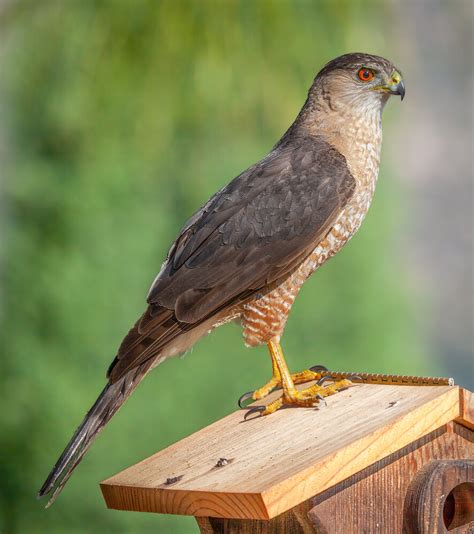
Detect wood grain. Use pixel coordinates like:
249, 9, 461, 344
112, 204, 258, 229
402, 456, 474, 534
101, 384, 463, 520
455, 389, 474, 430
196, 504, 315, 534
308, 423, 473, 534
195, 424, 473, 532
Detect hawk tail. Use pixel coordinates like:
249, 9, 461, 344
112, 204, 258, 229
37, 363, 151, 507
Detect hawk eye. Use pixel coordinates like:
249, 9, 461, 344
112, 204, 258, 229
357, 68, 375, 82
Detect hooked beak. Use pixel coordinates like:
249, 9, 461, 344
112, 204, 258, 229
388, 78, 405, 100
386, 70, 405, 100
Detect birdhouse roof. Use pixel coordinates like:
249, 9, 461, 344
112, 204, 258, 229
101, 383, 472, 520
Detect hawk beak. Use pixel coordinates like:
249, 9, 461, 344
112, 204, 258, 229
386, 71, 405, 100
389, 79, 405, 100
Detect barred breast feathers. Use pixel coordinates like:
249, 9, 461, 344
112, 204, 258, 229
240, 77, 385, 347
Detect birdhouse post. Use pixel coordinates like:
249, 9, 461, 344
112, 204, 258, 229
101, 384, 474, 533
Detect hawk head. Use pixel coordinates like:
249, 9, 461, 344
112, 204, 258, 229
312, 52, 405, 111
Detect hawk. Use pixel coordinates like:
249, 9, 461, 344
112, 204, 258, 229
39, 52, 405, 505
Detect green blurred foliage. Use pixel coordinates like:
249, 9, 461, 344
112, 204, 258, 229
0, 1, 430, 532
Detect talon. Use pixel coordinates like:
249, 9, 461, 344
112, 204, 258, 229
238, 391, 255, 409
244, 405, 266, 420
309, 364, 329, 373
316, 375, 334, 386
316, 393, 327, 407
240, 350, 356, 416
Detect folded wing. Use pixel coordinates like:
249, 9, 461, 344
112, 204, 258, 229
108, 136, 355, 382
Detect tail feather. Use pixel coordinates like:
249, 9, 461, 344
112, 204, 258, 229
39, 306, 187, 506
37, 362, 152, 507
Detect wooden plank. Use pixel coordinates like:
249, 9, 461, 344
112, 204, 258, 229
455, 389, 474, 430
308, 423, 474, 534
199, 424, 474, 533
196, 503, 314, 534
101, 384, 463, 520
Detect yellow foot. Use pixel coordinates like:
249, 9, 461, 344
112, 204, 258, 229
238, 367, 327, 408
245, 378, 353, 418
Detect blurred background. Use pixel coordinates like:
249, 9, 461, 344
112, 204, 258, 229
0, 1, 472, 532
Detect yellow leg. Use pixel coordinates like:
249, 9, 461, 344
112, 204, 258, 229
267, 338, 298, 399
245, 342, 322, 404
258, 339, 353, 415
242, 339, 454, 417
252, 346, 281, 400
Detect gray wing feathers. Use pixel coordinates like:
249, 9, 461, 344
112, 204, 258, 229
149, 137, 355, 319
109, 137, 354, 382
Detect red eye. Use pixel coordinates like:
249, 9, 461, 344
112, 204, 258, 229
358, 68, 374, 82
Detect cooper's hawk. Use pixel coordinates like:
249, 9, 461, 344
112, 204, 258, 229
39, 53, 405, 505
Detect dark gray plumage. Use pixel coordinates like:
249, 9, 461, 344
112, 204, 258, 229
109, 137, 355, 382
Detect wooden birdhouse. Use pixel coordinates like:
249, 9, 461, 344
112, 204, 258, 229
101, 382, 473, 533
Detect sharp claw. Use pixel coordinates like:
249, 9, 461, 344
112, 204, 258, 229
316, 375, 334, 386
309, 364, 329, 373
244, 405, 266, 420
316, 393, 327, 407
238, 390, 255, 409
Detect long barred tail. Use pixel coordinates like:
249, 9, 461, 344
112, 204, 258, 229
37, 362, 152, 507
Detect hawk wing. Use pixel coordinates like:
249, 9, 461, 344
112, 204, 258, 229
108, 136, 355, 382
